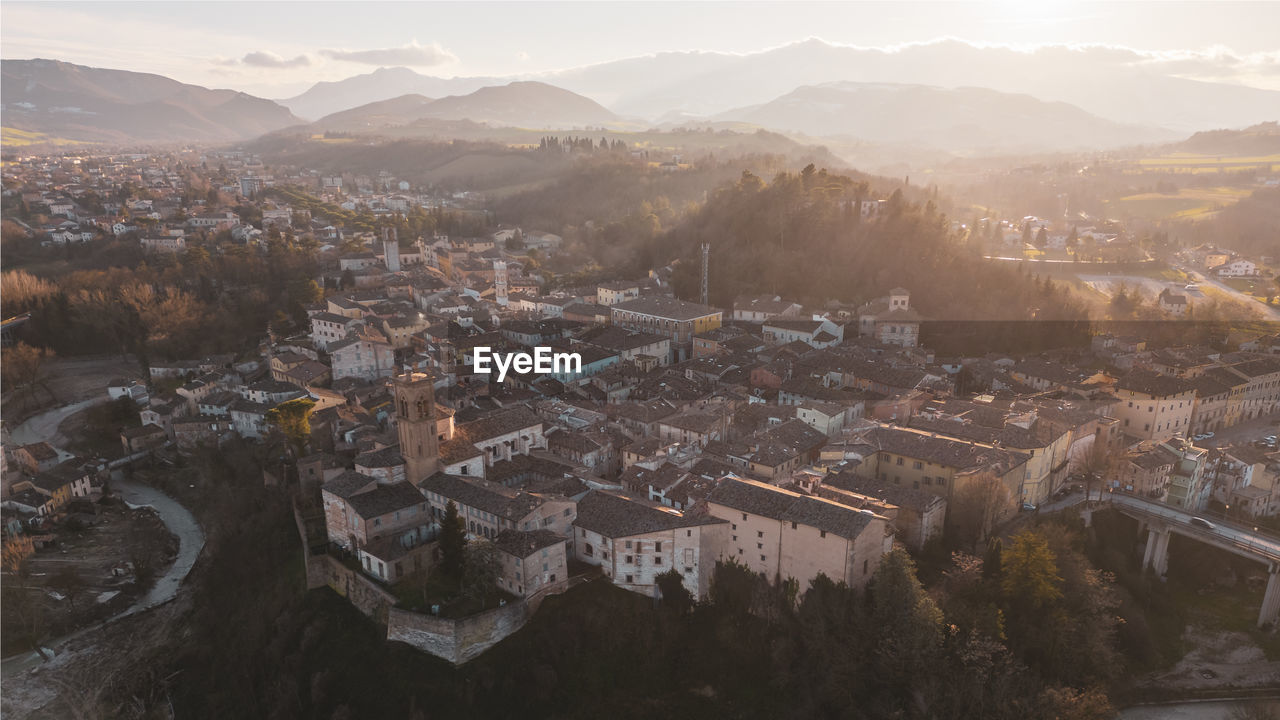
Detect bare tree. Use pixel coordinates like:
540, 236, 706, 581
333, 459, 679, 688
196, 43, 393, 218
950, 472, 1013, 551
1073, 439, 1120, 502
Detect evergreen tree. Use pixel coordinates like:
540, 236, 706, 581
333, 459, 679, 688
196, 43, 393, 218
439, 501, 466, 578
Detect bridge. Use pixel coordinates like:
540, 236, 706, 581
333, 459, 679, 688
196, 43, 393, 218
1097, 493, 1280, 627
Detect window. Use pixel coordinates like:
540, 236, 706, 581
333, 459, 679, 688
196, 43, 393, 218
757, 543, 763, 549
791, 521, 797, 530
625, 540, 633, 549
625, 574, 634, 583
896, 457, 904, 466
580, 528, 586, 537
732, 534, 737, 541
913, 461, 923, 470
564, 508, 572, 516
654, 556, 662, 565
742, 513, 748, 521
936, 477, 946, 487
760, 555, 767, 562
687, 530, 692, 537
655, 542, 662, 552
625, 555, 633, 564
756, 530, 763, 538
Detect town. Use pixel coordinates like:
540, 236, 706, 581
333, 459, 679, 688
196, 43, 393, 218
3, 140, 1280, 712
4, 6, 1280, 714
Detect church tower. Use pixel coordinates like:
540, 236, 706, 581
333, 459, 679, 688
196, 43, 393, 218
394, 371, 439, 485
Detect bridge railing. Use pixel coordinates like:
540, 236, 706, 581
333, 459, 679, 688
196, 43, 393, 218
1106, 491, 1280, 542
1105, 496, 1280, 562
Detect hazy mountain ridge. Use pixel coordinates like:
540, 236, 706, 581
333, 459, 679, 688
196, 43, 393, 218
310, 82, 620, 133
282, 39, 1279, 135
711, 82, 1177, 153
277, 67, 500, 120
1175, 121, 1280, 156
1, 58, 302, 144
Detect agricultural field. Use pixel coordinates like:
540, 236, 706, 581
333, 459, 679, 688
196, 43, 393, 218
0, 127, 88, 148
1134, 152, 1280, 174
1106, 186, 1253, 221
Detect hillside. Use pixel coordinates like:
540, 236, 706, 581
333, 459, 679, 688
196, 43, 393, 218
312, 93, 437, 131
276, 67, 499, 120
714, 82, 1174, 153
1, 58, 301, 145
1176, 121, 1280, 156
310, 82, 621, 132
412, 82, 620, 129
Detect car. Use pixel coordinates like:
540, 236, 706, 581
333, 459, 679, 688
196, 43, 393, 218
1022, 503, 1038, 512
1189, 517, 1216, 530
1185, 284, 1200, 290
1265, 435, 1277, 443
1193, 434, 1207, 441
1203, 432, 1215, 439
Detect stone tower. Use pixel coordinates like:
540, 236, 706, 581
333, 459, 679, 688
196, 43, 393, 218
394, 371, 439, 484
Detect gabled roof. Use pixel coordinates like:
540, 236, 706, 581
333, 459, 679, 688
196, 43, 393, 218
345, 481, 425, 520
706, 477, 882, 540
572, 490, 726, 538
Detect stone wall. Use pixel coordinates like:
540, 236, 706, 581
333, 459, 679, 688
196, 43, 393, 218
387, 600, 530, 665
310, 553, 398, 623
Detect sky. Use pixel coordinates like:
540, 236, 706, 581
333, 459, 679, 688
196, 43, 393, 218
3, 1, 1279, 98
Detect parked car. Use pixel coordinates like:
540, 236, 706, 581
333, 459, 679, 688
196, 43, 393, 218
1022, 503, 1038, 512
1189, 517, 1216, 530
1203, 431, 1215, 439
1193, 434, 1207, 441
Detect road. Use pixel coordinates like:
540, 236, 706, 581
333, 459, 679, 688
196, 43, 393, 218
1108, 493, 1280, 562
1196, 411, 1280, 450
1174, 262, 1280, 321
7, 397, 106, 446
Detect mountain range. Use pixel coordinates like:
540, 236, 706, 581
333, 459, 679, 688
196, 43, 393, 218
277, 39, 1280, 136
5, 39, 1279, 156
709, 82, 1177, 153
1, 59, 301, 144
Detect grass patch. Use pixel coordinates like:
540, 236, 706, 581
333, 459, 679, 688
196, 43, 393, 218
392, 570, 515, 618
1135, 153, 1280, 174
2, 126, 91, 147
1107, 187, 1253, 221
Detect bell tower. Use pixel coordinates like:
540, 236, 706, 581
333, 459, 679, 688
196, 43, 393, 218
394, 372, 440, 485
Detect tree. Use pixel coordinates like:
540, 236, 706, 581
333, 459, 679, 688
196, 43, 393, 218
461, 540, 500, 607
950, 473, 1012, 551
1074, 439, 1117, 502
265, 397, 316, 458
1, 342, 56, 407
51, 564, 87, 612
1001, 531, 1062, 610
1034, 226, 1049, 249
439, 501, 466, 578
868, 548, 945, 709
655, 568, 693, 615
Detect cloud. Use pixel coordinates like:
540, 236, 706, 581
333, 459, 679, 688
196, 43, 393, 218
212, 51, 310, 69
320, 41, 457, 67
242, 51, 310, 68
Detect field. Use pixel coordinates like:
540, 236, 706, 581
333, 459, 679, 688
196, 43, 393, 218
1106, 186, 1253, 220
1134, 152, 1280, 174
1, 126, 90, 148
